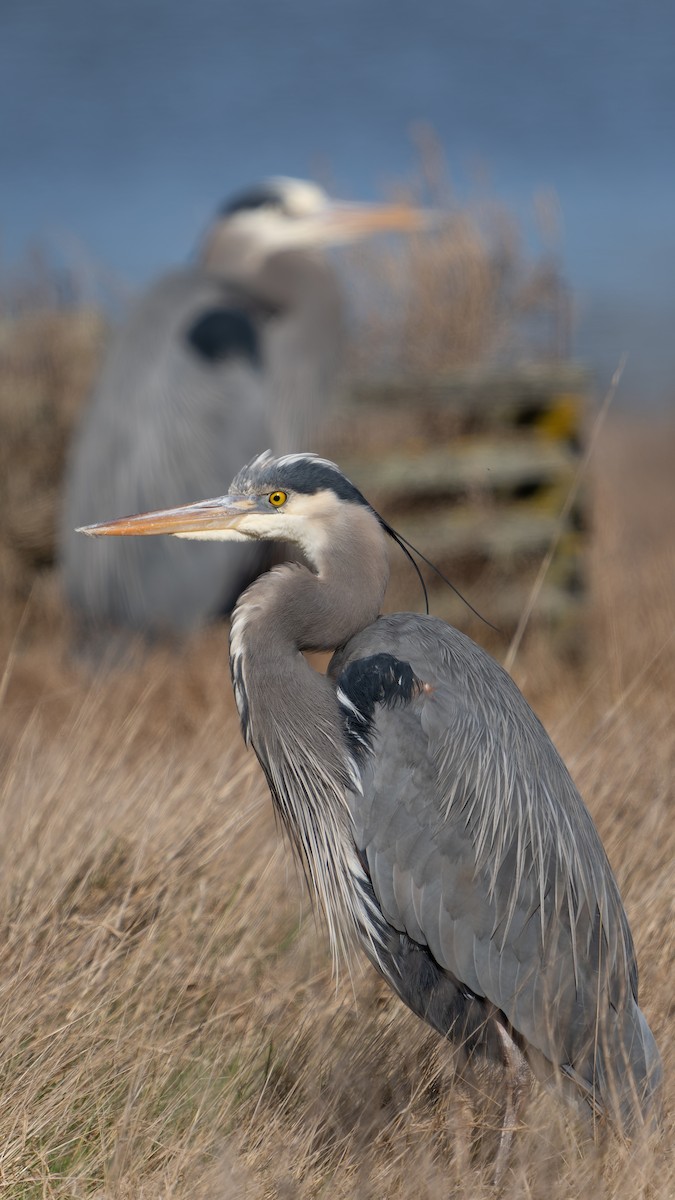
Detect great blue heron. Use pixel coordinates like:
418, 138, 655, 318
80, 451, 662, 1177
60, 179, 424, 643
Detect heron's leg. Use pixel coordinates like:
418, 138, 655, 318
492, 1022, 531, 1187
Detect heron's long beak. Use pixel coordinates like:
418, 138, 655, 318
77, 494, 259, 539
317, 200, 435, 243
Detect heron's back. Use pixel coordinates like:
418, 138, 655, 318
331, 613, 662, 1130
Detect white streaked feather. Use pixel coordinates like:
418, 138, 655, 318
260, 730, 387, 974
275, 451, 342, 474
336, 686, 367, 723
230, 614, 386, 973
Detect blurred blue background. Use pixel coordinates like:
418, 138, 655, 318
1, 0, 673, 406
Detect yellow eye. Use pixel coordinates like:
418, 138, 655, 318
268, 490, 287, 508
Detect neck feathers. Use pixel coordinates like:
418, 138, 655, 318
228, 500, 390, 970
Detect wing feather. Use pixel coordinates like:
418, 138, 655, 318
332, 614, 642, 1082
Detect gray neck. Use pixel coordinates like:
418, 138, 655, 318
228, 504, 390, 968
203, 239, 344, 449
203, 235, 340, 315
230, 501, 389, 733
241, 494, 387, 626
254, 252, 345, 451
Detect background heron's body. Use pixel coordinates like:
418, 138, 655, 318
82, 451, 662, 1164
61, 270, 275, 633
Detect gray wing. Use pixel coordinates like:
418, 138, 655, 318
332, 614, 660, 1122
60, 269, 274, 636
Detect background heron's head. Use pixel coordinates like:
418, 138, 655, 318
78, 451, 387, 577
200, 176, 430, 272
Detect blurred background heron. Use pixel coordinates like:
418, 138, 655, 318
58, 178, 427, 646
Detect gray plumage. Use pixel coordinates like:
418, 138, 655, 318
61, 180, 422, 644
331, 616, 658, 1130
80, 450, 662, 1170
61, 270, 275, 635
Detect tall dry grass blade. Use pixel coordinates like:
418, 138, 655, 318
0, 585, 35, 710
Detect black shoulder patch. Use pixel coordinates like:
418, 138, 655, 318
185, 308, 261, 367
337, 653, 420, 760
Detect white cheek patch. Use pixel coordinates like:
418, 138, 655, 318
236, 513, 299, 538
256, 512, 332, 568
171, 512, 310, 549
171, 493, 334, 571
173, 528, 253, 542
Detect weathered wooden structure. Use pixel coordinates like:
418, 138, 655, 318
322, 363, 590, 649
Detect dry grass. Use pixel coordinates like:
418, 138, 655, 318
0, 196, 671, 1193
347, 207, 568, 379
346, 138, 569, 378
0, 417, 672, 1198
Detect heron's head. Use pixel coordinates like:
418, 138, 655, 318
78, 451, 387, 577
201, 176, 431, 271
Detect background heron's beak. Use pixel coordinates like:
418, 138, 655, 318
78, 495, 257, 538
202, 196, 438, 267
315, 200, 436, 244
